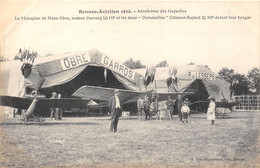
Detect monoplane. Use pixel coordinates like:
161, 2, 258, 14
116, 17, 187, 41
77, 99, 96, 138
0, 82, 192, 122
0, 78, 91, 123
188, 99, 240, 118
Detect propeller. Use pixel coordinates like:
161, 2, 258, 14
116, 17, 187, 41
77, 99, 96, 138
35, 78, 45, 93
24, 78, 45, 119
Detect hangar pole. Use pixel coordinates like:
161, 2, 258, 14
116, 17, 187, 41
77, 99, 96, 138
154, 80, 160, 120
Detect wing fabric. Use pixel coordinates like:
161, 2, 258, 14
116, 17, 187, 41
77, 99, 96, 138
72, 85, 144, 104
215, 101, 240, 109
72, 85, 193, 104
0, 96, 90, 109
0, 96, 32, 109
36, 98, 90, 109
156, 92, 193, 102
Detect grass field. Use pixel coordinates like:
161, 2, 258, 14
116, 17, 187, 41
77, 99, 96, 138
0, 111, 260, 168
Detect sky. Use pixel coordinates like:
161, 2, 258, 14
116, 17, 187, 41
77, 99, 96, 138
0, 1, 259, 74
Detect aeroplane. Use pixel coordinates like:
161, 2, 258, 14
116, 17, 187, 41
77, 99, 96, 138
214, 99, 240, 118
0, 79, 193, 122
0, 78, 92, 123
188, 99, 240, 118
72, 85, 193, 106
71, 85, 194, 119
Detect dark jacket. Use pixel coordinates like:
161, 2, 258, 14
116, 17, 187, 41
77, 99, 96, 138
166, 99, 174, 110
109, 96, 122, 117
176, 99, 183, 112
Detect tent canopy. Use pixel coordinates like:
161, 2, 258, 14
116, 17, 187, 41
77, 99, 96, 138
24, 49, 143, 93
135, 65, 231, 102
6, 49, 231, 102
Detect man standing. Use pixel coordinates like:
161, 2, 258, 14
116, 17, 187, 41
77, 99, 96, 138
57, 93, 63, 120
50, 92, 57, 120
137, 96, 145, 120
144, 94, 151, 120
184, 98, 191, 106
109, 90, 122, 132
165, 95, 174, 120
175, 95, 183, 122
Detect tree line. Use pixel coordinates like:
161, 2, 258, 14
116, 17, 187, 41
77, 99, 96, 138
218, 67, 259, 95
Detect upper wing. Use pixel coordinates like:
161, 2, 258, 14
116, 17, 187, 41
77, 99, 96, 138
0, 96, 90, 109
72, 85, 193, 104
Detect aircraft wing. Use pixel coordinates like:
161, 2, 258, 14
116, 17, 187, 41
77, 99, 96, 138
215, 101, 240, 109
155, 92, 193, 102
187, 100, 240, 109
0, 96, 33, 109
36, 98, 90, 109
0, 96, 90, 110
72, 85, 193, 104
72, 85, 145, 104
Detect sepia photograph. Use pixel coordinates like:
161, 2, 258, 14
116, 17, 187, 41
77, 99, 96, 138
0, 1, 259, 167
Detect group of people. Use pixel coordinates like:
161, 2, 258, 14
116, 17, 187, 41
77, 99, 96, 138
136, 94, 192, 122
108, 90, 216, 133
165, 95, 216, 124
165, 95, 191, 123
50, 92, 63, 121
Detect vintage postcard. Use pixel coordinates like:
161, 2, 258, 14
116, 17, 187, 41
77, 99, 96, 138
0, 1, 259, 168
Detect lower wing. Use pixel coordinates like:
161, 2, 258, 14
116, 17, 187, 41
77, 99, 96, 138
0, 96, 32, 109
0, 96, 90, 109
